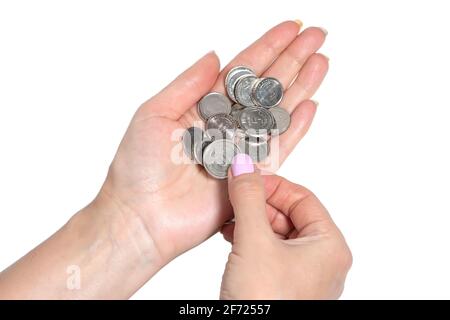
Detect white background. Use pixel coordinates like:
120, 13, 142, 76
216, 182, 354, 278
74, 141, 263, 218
1, 0, 449, 299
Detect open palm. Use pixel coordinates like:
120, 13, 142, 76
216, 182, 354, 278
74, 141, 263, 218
102, 21, 328, 263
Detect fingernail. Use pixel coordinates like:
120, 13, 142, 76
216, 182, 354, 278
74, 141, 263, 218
294, 19, 303, 27
318, 27, 328, 36
320, 53, 330, 61
311, 100, 319, 107
231, 153, 254, 177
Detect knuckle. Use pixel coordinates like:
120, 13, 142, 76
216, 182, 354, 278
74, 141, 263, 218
322, 234, 353, 273
341, 245, 353, 271
291, 182, 315, 198
334, 241, 353, 271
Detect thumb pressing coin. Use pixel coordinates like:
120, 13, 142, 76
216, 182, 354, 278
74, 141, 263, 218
227, 153, 273, 242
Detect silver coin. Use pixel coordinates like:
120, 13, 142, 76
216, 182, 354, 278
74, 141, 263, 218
269, 107, 291, 135
193, 139, 211, 165
238, 107, 275, 137
237, 136, 270, 162
234, 128, 247, 140
205, 113, 237, 140
203, 139, 240, 179
231, 103, 246, 114
182, 127, 204, 160
234, 74, 258, 107
230, 103, 246, 124
197, 92, 232, 121
251, 77, 283, 108
225, 66, 254, 102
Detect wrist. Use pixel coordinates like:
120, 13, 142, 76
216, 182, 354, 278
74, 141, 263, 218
71, 186, 166, 295
0, 186, 166, 299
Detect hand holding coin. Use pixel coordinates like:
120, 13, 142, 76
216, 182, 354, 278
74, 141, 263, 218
104, 20, 328, 270
0, 21, 329, 299
220, 154, 352, 299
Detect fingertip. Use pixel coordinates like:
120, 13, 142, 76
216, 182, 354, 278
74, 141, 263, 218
311, 53, 330, 72
287, 100, 317, 139
204, 50, 220, 70
301, 26, 328, 43
270, 20, 301, 41
285, 19, 302, 33
306, 99, 319, 111
198, 51, 220, 81
231, 153, 254, 177
311, 100, 320, 108
317, 27, 328, 36
221, 223, 234, 243
292, 100, 318, 124
293, 19, 303, 28
316, 52, 329, 62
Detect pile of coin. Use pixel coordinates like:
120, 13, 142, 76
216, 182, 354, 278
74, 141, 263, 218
182, 66, 291, 179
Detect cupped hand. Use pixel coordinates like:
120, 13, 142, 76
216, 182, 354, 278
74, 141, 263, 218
220, 154, 352, 299
99, 21, 329, 267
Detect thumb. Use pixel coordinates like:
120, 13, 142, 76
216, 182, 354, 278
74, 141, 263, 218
228, 154, 272, 241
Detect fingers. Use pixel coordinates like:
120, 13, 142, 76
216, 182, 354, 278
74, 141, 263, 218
222, 173, 336, 243
228, 154, 273, 242
221, 221, 287, 244
221, 203, 294, 243
264, 175, 335, 237
139, 51, 220, 120
282, 53, 329, 112
277, 99, 318, 162
182, 21, 326, 129
211, 20, 302, 93
221, 223, 234, 243
262, 27, 327, 91
266, 204, 295, 236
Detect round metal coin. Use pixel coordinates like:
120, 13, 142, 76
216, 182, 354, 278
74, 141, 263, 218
205, 113, 237, 140
230, 103, 246, 125
269, 106, 291, 135
234, 74, 258, 107
193, 139, 211, 165
202, 139, 240, 179
238, 107, 275, 137
251, 77, 283, 108
197, 92, 232, 121
234, 128, 247, 140
182, 127, 204, 160
237, 136, 270, 162
225, 66, 254, 102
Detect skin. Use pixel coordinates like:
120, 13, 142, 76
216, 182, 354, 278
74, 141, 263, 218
0, 21, 337, 299
221, 170, 352, 299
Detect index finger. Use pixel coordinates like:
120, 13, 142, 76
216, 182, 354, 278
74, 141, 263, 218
264, 175, 336, 237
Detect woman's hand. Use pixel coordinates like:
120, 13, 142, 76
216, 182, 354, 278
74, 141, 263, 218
220, 154, 352, 299
0, 21, 329, 299
102, 20, 328, 268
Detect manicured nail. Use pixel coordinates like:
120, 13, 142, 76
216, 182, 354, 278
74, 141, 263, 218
311, 100, 319, 107
318, 27, 328, 36
231, 153, 254, 177
294, 19, 303, 27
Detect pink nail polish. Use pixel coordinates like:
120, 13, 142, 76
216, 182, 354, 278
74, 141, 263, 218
231, 153, 254, 176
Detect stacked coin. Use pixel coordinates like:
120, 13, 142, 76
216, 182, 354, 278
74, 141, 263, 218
182, 66, 291, 179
